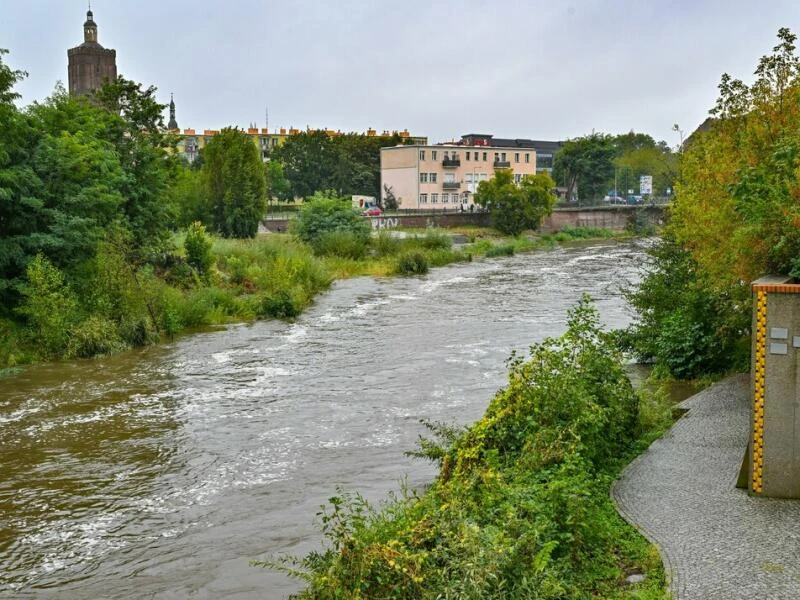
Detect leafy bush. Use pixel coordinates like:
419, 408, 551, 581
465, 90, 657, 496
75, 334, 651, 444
257, 289, 302, 319
15, 254, 77, 357
67, 316, 128, 358
292, 191, 371, 248
419, 229, 452, 250
371, 231, 401, 256
258, 298, 663, 599
312, 230, 368, 259
184, 221, 215, 279
395, 252, 429, 275
485, 244, 515, 257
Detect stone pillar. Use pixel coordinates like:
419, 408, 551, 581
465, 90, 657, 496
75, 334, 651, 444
749, 276, 800, 497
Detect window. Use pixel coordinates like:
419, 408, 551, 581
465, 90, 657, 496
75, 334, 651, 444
441, 193, 449, 203
419, 193, 428, 204
483, 151, 487, 161
429, 172, 437, 183
465, 173, 473, 183
431, 193, 439, 204
525, 153, 530, 163
501, 152, 507, 161
466, 151, 470, 160
538, 153, 553, 169
514, 174, 522, 183
420, 172, 428, 183
432, 150, 438, 160
480, 173, 488, 181
451, 152, 458, 160
442, 150, 448, 160
514, 152, 519, 163
419, 150, 425, 161
494, 152, 500, 162
444, 172, 455, 183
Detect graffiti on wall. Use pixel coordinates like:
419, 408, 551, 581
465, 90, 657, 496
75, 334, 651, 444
371, 217, 399, 230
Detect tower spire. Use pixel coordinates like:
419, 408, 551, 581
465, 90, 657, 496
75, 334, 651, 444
168, 93, 178, 130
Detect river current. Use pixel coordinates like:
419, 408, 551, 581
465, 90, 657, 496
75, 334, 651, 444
0, 240, 647, 598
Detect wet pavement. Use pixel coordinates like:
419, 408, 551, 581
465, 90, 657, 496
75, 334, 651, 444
613, 375, 800, 599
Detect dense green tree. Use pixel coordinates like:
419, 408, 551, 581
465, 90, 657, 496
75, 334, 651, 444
474, 169, 556, 235
0, 49, 40, 307
552, 133, 616, 201
265, 159, 292, 202
202, 127, 266, 238
272, 131, 409, 200
93, 76, 179, 258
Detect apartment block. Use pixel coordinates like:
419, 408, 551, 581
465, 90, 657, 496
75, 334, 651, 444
381, 133, 551, 211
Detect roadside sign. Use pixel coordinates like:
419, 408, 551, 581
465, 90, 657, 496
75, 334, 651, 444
640, 175, 653, 195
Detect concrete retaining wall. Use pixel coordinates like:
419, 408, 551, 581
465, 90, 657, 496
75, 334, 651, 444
260, 206, 666, 234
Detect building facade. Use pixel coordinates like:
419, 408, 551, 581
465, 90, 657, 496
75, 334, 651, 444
67, 10, 117, 96
174, 126, 426, 165
381, 134, 543, 211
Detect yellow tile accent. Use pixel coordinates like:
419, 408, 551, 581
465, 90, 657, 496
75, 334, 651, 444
752, 290, 767, 494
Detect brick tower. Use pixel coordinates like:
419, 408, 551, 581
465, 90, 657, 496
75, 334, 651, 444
67, 8, 117, 96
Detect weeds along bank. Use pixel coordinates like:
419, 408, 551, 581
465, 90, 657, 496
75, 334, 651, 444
0, 226, 629, 374
256, 298, 670, 599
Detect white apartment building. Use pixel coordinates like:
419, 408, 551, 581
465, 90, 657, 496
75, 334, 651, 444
380, 134, 546, 211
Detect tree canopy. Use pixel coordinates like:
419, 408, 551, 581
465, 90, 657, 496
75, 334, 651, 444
625, 27, 800, 378
271, 131, 411, 201
202, 127, 267, 238
474, 169, 556, 236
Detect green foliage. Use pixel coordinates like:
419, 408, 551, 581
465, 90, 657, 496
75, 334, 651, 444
15, 254, 77, 356
67, 316, 128, 358
552, 133, 617, 202
292, 191, 371, 248
622, 238, 749, 379
202, 127, 267, 238
627, 28, 800, 379
312, 230, 369, 259
418, 230, 452, 250
265, 159, 293, 202
485, 244, 515, 257
260, 298, 664, 599
474, 170, 557, 236
184, 221, 215, 279
395, 252, 429, 275
272, 130, 410, 200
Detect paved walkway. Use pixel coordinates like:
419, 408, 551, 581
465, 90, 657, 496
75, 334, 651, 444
613, 374, 800, 599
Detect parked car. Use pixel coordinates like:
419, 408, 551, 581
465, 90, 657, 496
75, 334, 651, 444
362, 206, 382, 216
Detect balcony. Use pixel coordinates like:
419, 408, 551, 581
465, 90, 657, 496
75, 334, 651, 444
493, 160, 511, 168
442, 181, 461, 190
442, 157, 461, 168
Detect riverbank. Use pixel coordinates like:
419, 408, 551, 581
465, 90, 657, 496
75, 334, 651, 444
256, 297, 672, 598
0, 226, 633, 377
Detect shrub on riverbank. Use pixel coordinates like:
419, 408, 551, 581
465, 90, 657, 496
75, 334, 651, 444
257, 297, 667, 599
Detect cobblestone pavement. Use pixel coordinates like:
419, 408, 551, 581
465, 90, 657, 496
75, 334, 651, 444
613, 374, 800, 599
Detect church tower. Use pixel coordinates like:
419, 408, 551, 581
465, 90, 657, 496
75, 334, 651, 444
67, 8, 117, 96
167, 94, 179, 130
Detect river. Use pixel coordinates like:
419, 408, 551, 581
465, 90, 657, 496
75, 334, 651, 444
0, 240, 647, 599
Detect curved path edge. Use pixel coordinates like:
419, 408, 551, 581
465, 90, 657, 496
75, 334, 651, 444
612, 374, 800, 600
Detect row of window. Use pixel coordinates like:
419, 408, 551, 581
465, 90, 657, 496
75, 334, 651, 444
419, 172, 437, 183
419, 193, 465, 204
419, 149, 531, 163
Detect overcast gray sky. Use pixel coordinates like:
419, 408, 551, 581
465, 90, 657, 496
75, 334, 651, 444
2, 1, 799, 146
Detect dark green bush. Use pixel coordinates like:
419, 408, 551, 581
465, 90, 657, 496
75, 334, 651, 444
395, 252, 429, 275
312, 230, 368, 259
258, 289, 302, 319
419, 229, 452, 250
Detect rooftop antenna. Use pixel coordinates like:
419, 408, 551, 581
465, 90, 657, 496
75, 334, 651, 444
265, 105, 269, 131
